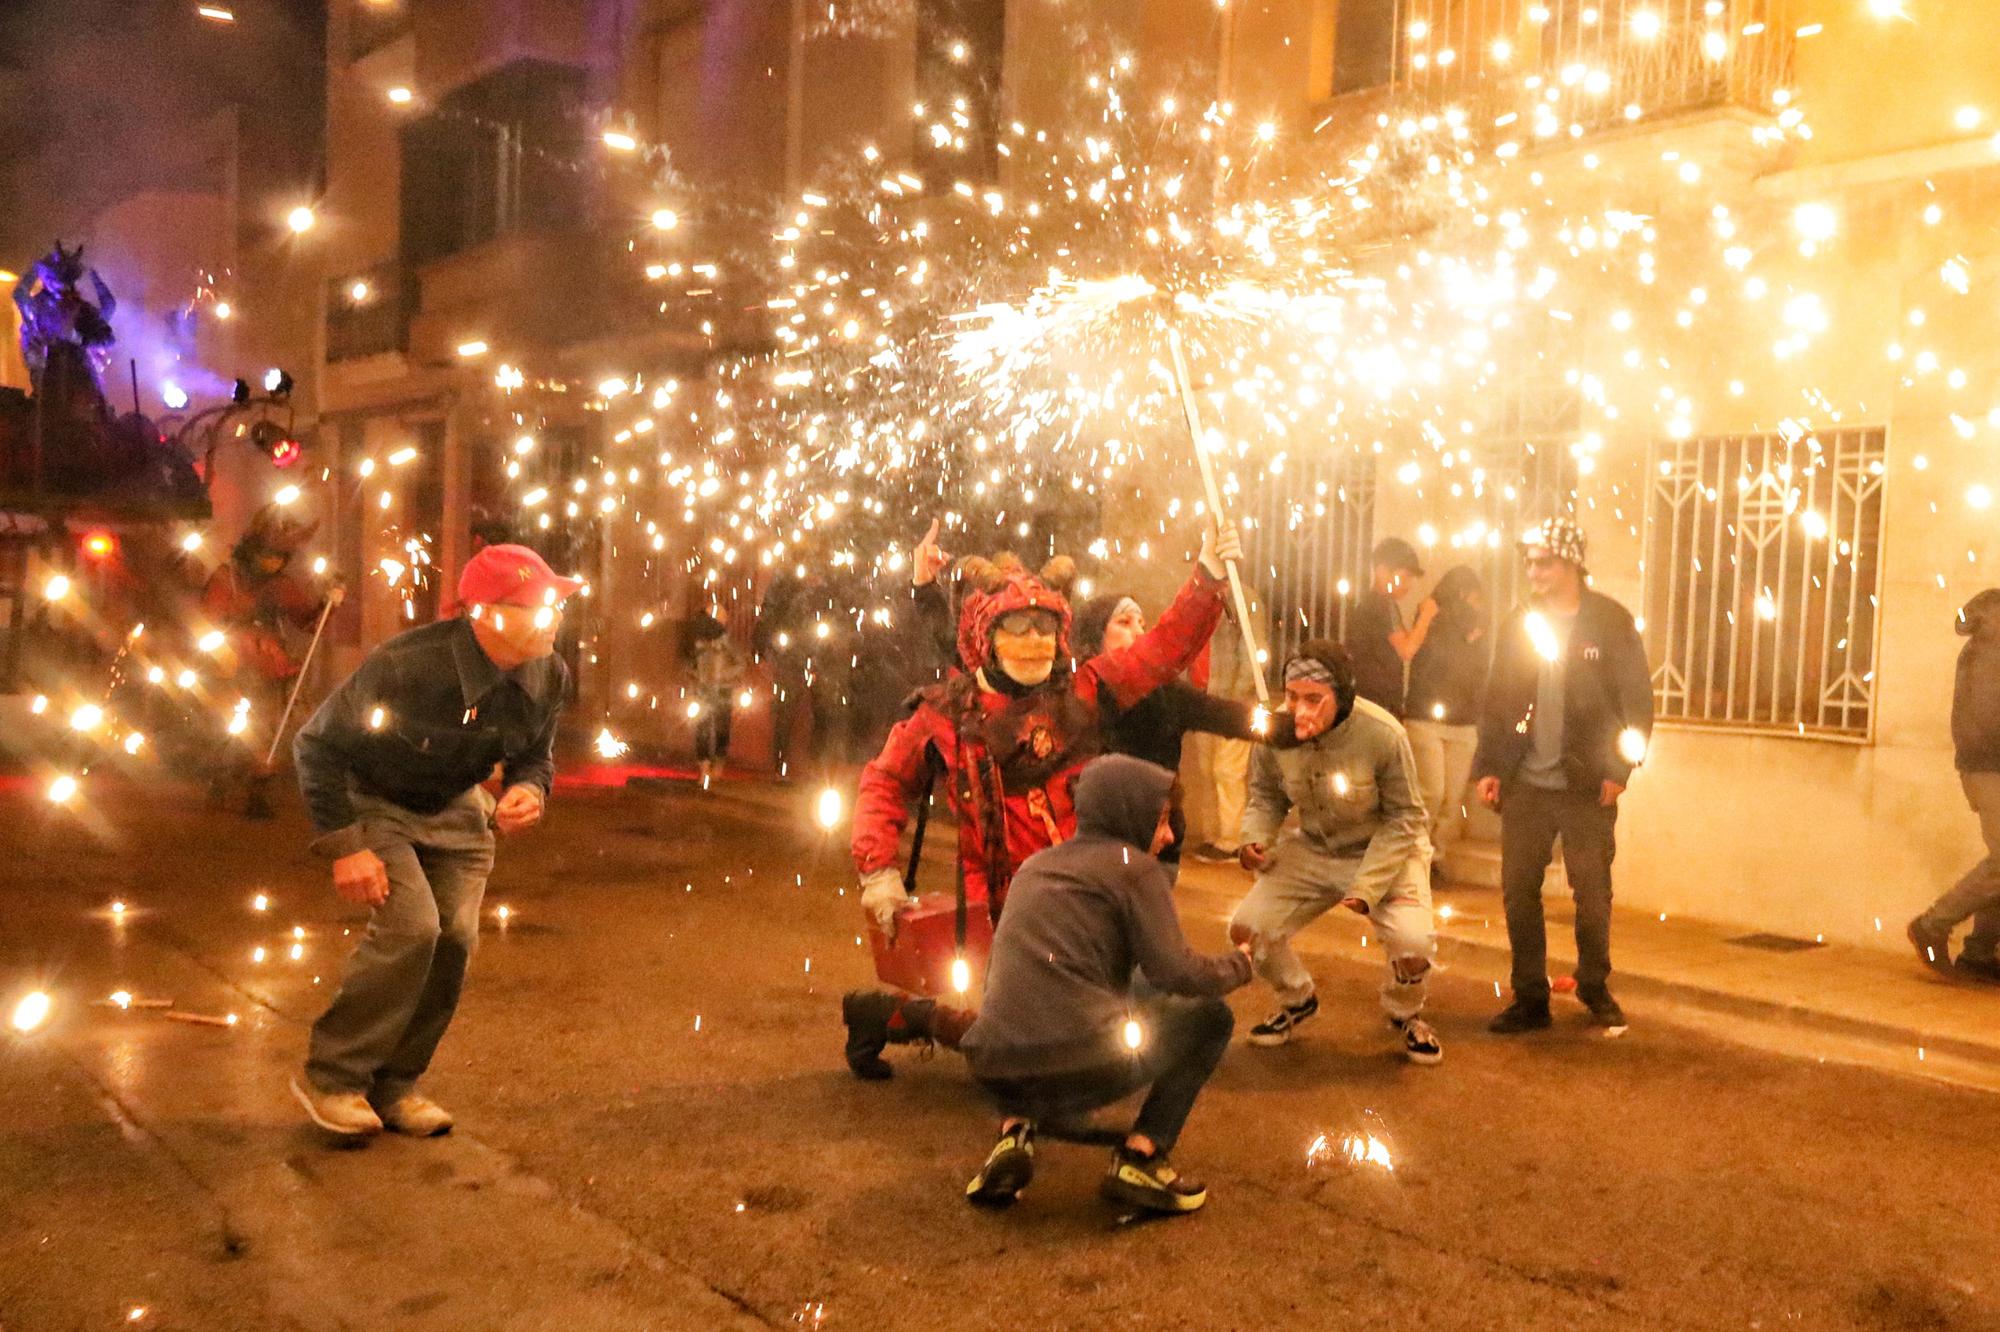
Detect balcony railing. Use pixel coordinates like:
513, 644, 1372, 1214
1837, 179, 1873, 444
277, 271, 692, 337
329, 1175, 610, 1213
1371, 0, 1797, 132
326, 260, 416, 362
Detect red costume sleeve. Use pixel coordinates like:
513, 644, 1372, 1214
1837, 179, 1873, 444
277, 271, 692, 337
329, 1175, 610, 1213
851, 702, 952, 877
1084, 568, 1226, 709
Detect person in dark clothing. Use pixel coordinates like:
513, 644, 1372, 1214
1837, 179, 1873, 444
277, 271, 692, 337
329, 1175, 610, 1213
1474, 517, 1653, 1037
1071, 590, 1280, 875
289, 544, 577, 1138
1404, 566, 1489, 880
1345, 536, 1432, 716
960, 754, 1253, 1215
1909, 588, 2000, 984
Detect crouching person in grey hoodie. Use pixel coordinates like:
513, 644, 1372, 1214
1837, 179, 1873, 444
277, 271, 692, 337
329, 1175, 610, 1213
959, 754, 1254, 1215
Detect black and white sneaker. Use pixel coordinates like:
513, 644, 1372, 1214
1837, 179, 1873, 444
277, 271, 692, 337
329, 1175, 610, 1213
1393, 1016, 1444, 1065
1247, 993, 1319, 1047
965, 1122, 1035, 1207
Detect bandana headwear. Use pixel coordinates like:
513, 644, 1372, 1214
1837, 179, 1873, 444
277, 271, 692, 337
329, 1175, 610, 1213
1284, 655, 1340, 687
1110, 595, 1142, 626
1520, 516, 1588, 570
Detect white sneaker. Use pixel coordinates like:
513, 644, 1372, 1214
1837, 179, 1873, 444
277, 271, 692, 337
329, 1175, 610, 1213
378, 1093, 453, 1137
290, 1076, 382, 1136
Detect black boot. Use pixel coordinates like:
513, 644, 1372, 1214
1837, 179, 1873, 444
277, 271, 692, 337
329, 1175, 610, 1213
841, 991, 937, 1080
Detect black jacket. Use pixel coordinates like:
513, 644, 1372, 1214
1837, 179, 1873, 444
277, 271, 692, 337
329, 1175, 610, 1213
1098, 678, 1273, 863
1952, 633, 2000, 773
1473, 589, 1653, 792
1405, 604, 1488, 727
960, 755, 1251, 1080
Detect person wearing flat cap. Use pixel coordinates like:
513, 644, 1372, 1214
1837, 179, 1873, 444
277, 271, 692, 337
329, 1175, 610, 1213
288, 544, 580, 1139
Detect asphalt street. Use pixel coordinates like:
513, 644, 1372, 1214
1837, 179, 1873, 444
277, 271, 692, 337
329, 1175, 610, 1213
2, 776, 1997, 1331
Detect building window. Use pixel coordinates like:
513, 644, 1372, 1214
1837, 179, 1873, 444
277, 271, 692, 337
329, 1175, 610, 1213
913, 0, 1005, 191
399, 60, 588, 267
1331, 0, 1398, 96
1247, 452, 1375, 664
1642, 428, 1886, 740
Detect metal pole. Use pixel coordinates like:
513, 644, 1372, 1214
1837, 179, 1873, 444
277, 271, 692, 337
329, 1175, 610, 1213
262, 584, 344, 767
1165, 326, 1269, 705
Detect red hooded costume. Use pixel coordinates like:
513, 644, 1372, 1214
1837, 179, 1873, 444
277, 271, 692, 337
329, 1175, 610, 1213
851, 555, 1226, 914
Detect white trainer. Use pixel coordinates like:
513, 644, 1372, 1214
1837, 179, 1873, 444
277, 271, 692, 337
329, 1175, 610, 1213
290, 1076, 383, 1136
378, 1093, 454, 1137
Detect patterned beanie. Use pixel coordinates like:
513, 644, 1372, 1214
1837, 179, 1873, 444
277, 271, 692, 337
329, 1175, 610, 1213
1519, 516, 1587, 570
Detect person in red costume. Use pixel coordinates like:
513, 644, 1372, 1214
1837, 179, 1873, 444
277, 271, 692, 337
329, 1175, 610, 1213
200, 503, 334, 816
840, 519, 1242, 1079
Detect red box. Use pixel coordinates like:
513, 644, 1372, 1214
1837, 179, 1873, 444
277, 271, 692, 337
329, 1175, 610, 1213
868, 893, 994, 999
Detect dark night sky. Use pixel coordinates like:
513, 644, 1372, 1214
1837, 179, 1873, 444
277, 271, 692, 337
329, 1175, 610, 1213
0, 0, 327, 264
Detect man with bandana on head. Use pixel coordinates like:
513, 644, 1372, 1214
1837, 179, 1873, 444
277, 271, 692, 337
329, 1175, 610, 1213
838, 521, 1241, 1080
1228, 640, 1443, 1065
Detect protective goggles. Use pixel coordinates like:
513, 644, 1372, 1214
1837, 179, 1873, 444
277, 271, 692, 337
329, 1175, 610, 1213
993, 608, 1060, 637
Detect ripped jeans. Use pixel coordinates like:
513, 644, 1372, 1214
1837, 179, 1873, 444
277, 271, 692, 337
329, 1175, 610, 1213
1229, 833, 1435, 1021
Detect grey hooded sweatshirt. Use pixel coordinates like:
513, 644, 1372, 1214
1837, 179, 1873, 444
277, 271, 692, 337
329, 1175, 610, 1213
961, 754, 1253, 1080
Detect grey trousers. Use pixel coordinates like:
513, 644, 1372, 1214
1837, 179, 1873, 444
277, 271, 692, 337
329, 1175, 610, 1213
305, 786, 496, 1101
1500, 782, 1616, 1002
1917, 772, 2000, 962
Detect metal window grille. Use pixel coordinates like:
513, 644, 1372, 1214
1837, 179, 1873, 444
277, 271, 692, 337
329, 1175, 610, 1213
1247, 451, 1376, 665
1641, 428, 1885, 741
1337, 0, 1796, 132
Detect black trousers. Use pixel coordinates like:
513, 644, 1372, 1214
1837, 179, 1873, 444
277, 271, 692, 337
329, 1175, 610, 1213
976, 997, 1234, 1155
1500, 782, 1618, 1002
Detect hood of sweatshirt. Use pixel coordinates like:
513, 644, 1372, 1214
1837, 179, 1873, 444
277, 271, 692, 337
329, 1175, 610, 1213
1071, 753, 1174, 849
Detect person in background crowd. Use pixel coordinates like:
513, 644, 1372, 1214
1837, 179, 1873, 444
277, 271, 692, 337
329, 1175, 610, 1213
199, 503, 333, 817
1183, 592, 1267, 865
686, 610, 745, 787
1344, 536, 1433, 717
1071, 590, 1283, 880
289, 544, 577, 1138
1229, 640, 1442, 1065
753, 571, 816, 782
1475, 517, 1653, 1038
960, 755, 1252, 1215
1403, 565, 1490, 888
1909, 588, 2000, 985
839, 523, 1236, 1079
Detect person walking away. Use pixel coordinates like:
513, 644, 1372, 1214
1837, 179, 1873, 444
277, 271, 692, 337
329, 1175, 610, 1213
1344, 536, 1433, 717
1475, 517, 1652, 1037
288, 544, 578, 1137
960, 755, 1252, 1215
687, 611, 745, 786
1228, 641, 1443, 1064
1909, 588, 2000, 984
1404, 566, 1489, 887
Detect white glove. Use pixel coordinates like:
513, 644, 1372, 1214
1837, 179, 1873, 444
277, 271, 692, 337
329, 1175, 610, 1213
860, 867, 912, 942
1198, 522, 1243, 580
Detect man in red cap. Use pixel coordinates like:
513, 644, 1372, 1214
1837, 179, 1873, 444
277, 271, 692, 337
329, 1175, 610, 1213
288, 544, 580, 1138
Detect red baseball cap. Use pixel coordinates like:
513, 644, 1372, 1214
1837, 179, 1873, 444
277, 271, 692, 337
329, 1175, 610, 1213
457, 543, 584, 609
